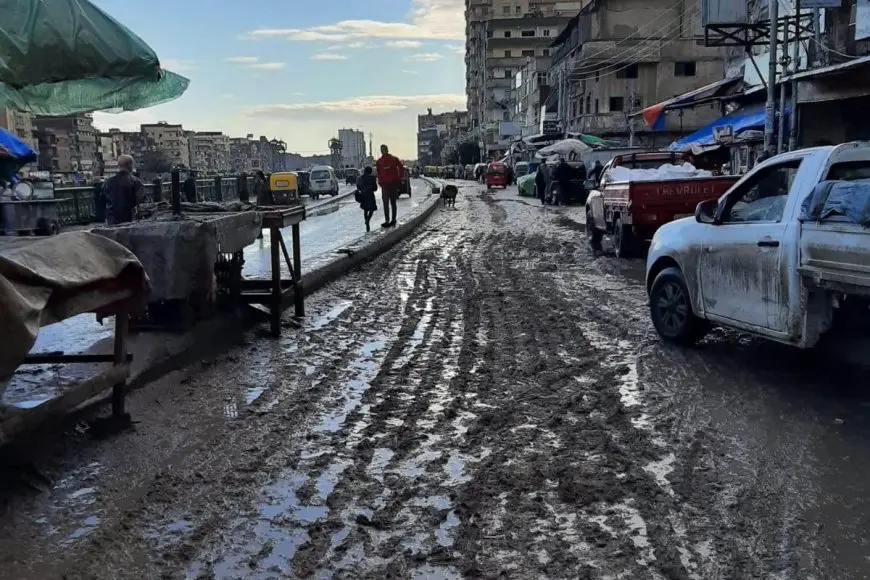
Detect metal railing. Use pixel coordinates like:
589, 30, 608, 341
53, 175, 255, 226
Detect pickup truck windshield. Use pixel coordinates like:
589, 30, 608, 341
826, 160, 870, 181
311, 170, 329, 181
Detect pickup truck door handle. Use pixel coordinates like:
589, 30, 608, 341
757, 239, 780, 248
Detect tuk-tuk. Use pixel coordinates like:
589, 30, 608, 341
268, 172, 298, 205
485, 162, 507, 190
424, 166, 438, 177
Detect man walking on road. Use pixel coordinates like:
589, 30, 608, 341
375, 144, 404, 228
103, 154, 143, 225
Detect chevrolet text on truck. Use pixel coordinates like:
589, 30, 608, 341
646, 142, 870, 348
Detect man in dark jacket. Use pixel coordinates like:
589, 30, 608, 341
182, 170, 198, 203
103, 154, 143, 225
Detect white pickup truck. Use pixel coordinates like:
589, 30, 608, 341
646, 142, 870, 348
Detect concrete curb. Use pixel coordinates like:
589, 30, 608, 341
302, 193, 442, 297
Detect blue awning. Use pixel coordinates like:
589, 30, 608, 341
640, 76, 744, 130
668, 107, 776, 152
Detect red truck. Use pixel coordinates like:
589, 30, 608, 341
584, 152, 739, 258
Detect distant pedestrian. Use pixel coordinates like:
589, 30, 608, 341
589, 160, 604, 184
375, 144, 404, 228
355, 166, 378, 232
254, 170, 270, 205
103, 154, 143, 225
182, 171, 197, 203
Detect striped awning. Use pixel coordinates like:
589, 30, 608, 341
640, 76, 744, 130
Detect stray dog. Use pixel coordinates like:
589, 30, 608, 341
441, 184, 458, 208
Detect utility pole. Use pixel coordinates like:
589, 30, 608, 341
788, 0, 802, 151
777, 3, 790, 154
764, 0, 779, 153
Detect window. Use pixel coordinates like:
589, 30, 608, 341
542, 48, 550, 56
721, 160, 803, 223
522, 49, 534, 57
503, 111, 511, 120
515, 5, 521, 12
504, 30, 511, 37
827, 160, 870, 181
616, 64, 639, 79
609, 96, 624, 112
504, 50, 512, 57
674, 61, 697, 77
503, 5, 510, 14
522, 30, 535, 37
585, 94, 591, 113
595, 98, 599, 114
544, 29, 551, 37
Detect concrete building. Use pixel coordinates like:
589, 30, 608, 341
0, 108, 37, 154
547, 0, 726, 145
188, 131, 231, 174
417, 108, 470, 165
33, 115, 98, 177
465, 0, 583, 159
512, 56, 552, 136
141, 122, 190, 168
228, 135, 286, 174
337, 129, 366, 169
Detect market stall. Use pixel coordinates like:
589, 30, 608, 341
0, 231, 149, 443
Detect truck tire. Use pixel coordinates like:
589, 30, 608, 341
612, 216, 634, 258
649, 267, 708, 345
586, 207, 603, 247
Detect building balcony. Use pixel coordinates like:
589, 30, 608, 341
487, 36, 551, 48
486, 56, 527, 68
488, 15, 570, 27
575, 113, 631, 135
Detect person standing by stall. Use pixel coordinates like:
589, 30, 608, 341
103, 154, 143, 225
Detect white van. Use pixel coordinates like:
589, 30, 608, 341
309, 165, 339, 199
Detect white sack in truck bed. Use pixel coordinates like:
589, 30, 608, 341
800, 179, 870, 226
604, 163, 713, 183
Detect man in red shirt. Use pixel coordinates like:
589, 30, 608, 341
375, 144, 404, 227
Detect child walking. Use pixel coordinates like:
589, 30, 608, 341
355, 166, 378, 231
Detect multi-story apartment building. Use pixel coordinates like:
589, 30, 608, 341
417, 108, 470, 165
547, 0, 725, 145
337, 129, 367, 169
0, 108, 37, 154
512, 56, 552, 137
141, 122, 190, 168
465, 0, 582, 159
228, 135, 286, 174
33, 115, 98, 176
188, 131, 231, 174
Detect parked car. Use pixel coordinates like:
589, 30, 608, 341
586, 152, 738, 257
309, 165, 339, 199
345, 168, 360, 185
646, 142, 870, 348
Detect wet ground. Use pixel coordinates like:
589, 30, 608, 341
12, 182, 426, 401
1, 183, 870, 579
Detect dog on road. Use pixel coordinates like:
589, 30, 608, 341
441, 184, 458, 208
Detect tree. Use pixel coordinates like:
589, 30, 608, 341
139, 149, 172, 175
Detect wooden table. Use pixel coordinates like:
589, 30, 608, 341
238, 204, 307, 337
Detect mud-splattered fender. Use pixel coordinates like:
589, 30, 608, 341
646, 217, 706, 316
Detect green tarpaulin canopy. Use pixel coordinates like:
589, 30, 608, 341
0, 0, 189, 115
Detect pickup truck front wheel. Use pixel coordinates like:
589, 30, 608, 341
649, 267, 708, 345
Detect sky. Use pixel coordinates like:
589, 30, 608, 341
89, 0, 467, 159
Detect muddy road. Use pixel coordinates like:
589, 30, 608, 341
1, 183, 869, 579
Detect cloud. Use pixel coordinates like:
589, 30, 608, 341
386, 40, 422, 49
405, 53, 443, 62
245, 0, 464, 42
311, 53, 348, 61
161, 58, 196, 72
249, 62, 286, 70
347, 42, 368, 49
225, 56, 260, 64
401, 69, 420, 75
242, 93, 466, 117
445, 44, 465, 55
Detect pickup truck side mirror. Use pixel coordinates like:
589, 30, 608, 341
695, 199, 718, 224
